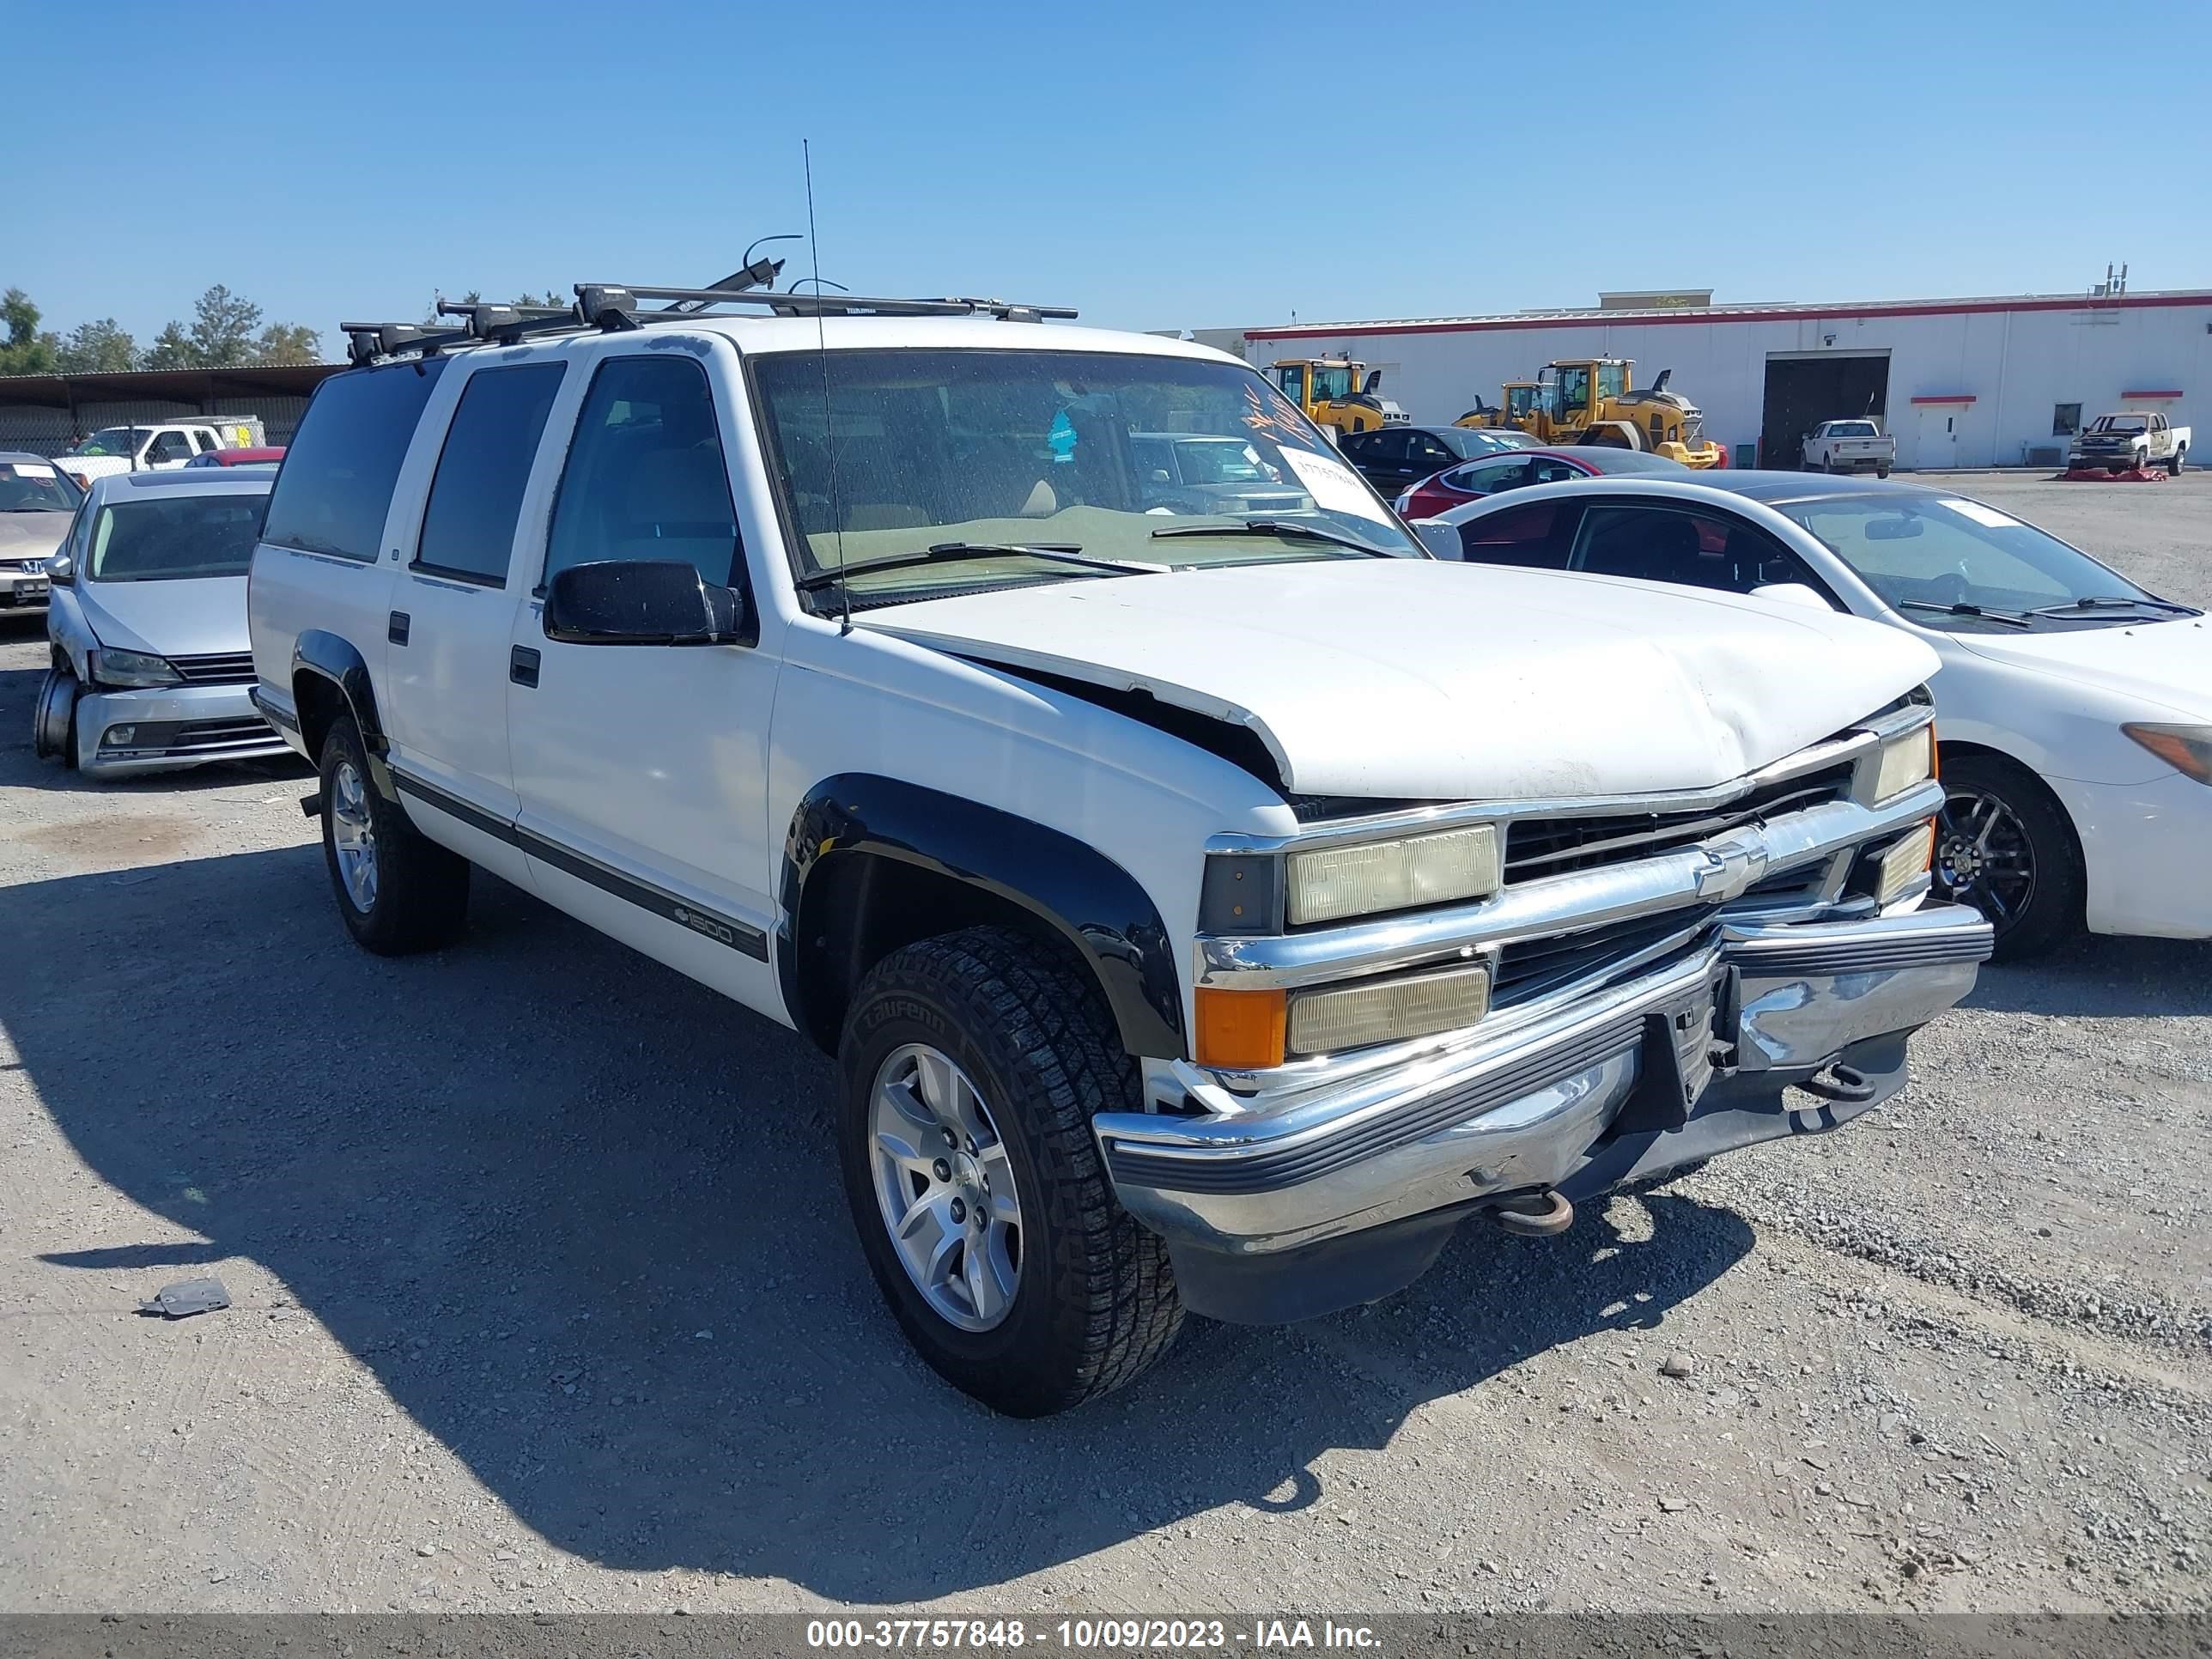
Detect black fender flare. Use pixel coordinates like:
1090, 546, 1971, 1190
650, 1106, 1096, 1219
291, 629, 397, 799
780, 775, 1186, 1061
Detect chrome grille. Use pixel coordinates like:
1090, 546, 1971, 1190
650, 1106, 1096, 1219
1503, 762, 1856, 883
170, 652, 258, 685
1491, 909, 1716, 1010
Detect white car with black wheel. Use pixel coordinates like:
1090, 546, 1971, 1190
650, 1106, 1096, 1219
1420, 472, 2212, 957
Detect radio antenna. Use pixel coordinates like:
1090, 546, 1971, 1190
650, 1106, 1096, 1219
803, 138, 851, 635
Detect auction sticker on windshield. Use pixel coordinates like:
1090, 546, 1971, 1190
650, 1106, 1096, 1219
1279, 448, 1391, 524
1942, 499, 2023, 529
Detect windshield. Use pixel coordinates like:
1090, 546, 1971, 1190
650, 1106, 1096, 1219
69, 428, 145, 459
88, 494, 264, 582
1310, 364, 1354, 402
1827, 421, 1878, 437
1779, 494, 2163, 628
0, 459, 82, 512
2092, 415, 2148, 433
1171, 439, 1274, 484
750, 348, 1421, 607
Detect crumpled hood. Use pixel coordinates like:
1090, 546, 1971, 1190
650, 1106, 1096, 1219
78, 575, 250, 658
1957, 614, 2212, 721
0, 513, 71, 562
867, 560, 1940, 799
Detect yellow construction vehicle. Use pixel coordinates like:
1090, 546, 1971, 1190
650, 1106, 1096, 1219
1456, 359, 1724, 467
1270, 356, 1408, 436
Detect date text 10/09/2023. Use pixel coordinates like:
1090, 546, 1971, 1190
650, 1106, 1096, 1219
805, 1620, 1382, 1651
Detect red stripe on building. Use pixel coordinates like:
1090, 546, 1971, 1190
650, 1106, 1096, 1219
1909, 394, 1977, 404
2121, 388, 2184, 398
1244, 291, 2212, 343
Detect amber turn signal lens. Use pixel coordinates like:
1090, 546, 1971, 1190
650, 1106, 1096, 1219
1194, 987, 1287, 1070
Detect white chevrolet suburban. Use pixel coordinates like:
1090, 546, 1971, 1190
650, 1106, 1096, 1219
246, 284, 1992, 1416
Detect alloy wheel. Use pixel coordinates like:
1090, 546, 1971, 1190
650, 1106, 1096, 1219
1935, 786, 2035, 932
330, 759, 379, 913
867, 1042, 1023, 1333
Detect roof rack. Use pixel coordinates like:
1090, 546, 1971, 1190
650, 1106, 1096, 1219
574, 283, 1079, 327
340, 276, 1077, 366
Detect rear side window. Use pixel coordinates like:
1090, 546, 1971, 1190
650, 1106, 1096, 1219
263, 359, 448, 562
413, 362, 567, 585
543, 356, 738, 590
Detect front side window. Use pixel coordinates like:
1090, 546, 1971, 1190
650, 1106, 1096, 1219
1781, 494, 2163, 628
1457, 459, 1530, 495
1595, 362, 1628, 401
1571, 504, 1808, 594
414, 362, 568, 584
146, 432, 193, 465
88, 493, 265, 582
750, 348, 1419, 610
544, 355, 738, 591
263, 359, 448, 562
1456, 501, 1566, 568
1275, 365, 1307, 404
1556, 365, 1592, 416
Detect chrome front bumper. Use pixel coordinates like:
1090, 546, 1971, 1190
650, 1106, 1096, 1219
1096, 902, 1989, 1311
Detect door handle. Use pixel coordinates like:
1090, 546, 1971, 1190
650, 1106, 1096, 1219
509, 646, 540, 689
388, 611, 410, 646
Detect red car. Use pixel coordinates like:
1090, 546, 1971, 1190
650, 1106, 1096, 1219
1395, 444, 1686, 520
181, 447, 286, 468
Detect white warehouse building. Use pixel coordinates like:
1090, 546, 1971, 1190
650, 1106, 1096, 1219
1208, 285, 2209, 471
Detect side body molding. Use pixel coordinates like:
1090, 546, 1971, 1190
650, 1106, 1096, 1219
291, 629, 395, 798
781, 775, 1186, 1061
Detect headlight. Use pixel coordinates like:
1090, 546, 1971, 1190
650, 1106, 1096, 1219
1872, 726, 1935, 802
2123, 723, 2212, 786
88, 647, 182, 689
1286, 823, 1500, 926
1287, 963, 1491, 1056
1871, 821, 1936, 906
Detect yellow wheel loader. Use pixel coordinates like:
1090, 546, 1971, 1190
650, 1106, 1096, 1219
1456, 359, 1723, 467
1270, 357, 1408, 437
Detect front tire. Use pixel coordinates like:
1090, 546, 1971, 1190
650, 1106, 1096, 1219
32, 665, 79, 767
836, 927, 1182, 1416
1933, 754, 2083, 960
318, 716, 470, 955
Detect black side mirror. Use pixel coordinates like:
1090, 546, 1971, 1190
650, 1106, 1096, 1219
544, 560, 745, 646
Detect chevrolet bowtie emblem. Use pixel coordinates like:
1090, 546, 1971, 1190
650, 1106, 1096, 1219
1692, 837, 1771, 902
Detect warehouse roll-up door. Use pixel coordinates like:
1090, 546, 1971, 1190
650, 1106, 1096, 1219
1760, 352, 1891, 469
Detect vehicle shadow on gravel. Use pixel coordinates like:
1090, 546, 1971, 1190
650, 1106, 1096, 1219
1966, 935, 2212, 1019
2, 847, 1753, 1601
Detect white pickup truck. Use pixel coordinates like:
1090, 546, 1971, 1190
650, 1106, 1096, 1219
2069, 410, 2189, 474
57, 418, 267, 486
1802, 419, 1894, 477
246, 287, 1990, 1415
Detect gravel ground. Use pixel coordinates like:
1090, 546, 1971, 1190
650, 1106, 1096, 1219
0, 471, 2207, 1616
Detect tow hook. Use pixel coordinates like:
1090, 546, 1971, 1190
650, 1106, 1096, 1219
1799, 1061, 1877, 1104
1489, 1190, 1575, 1237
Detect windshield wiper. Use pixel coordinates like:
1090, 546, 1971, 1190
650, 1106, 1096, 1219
1898, 599, 2034, 629
2028, 595, 2198, 617
794, 541, 1164, 592
1149, 518, 1396, 557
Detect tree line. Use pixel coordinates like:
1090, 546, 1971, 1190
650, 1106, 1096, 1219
0, 285, 321, 375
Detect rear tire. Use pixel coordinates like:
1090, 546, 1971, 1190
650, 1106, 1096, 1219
836, 926, 1182, 1417
317, 716, 470, 955
1876, 465, 1892, 479
2171, 447, 2185, 475
1933, 753, 2083, 961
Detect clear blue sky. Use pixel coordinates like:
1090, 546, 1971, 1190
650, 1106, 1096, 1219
12, 0, 2209, 355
